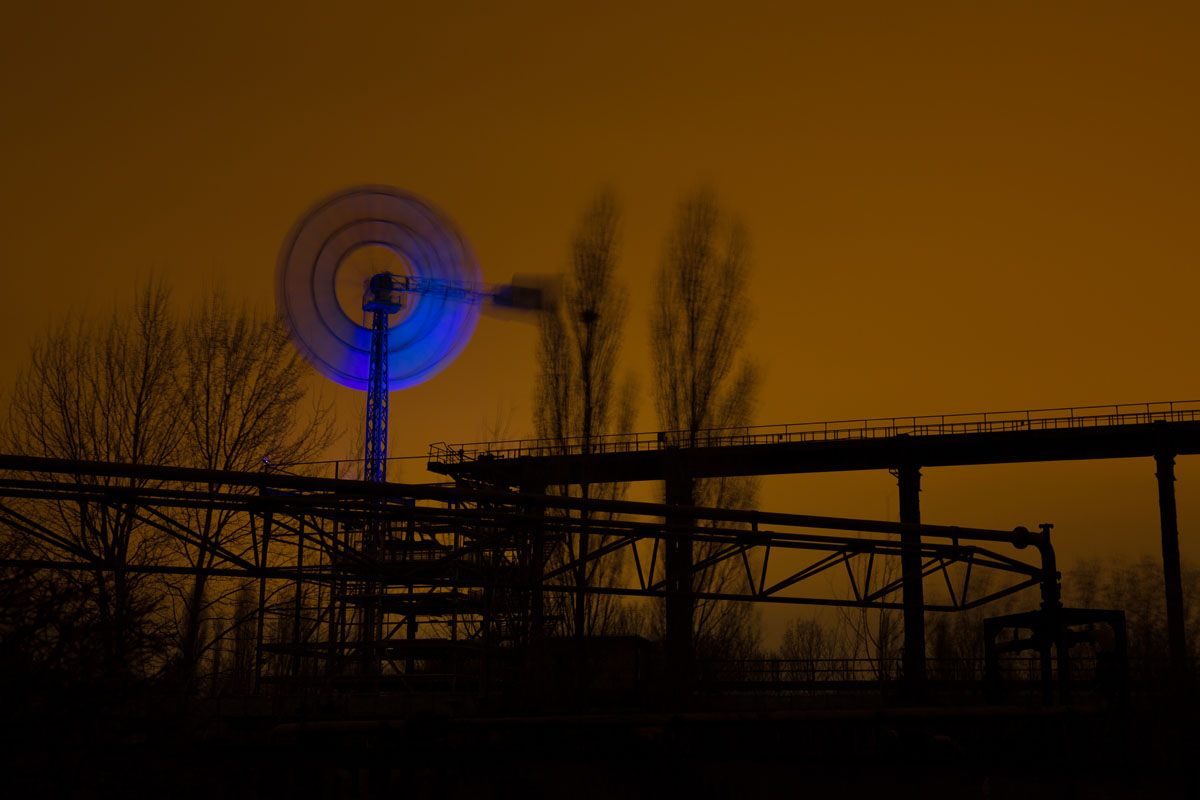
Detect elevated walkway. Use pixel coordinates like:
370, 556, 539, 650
428, 400, 1200, 486
427, 400, 1199, 691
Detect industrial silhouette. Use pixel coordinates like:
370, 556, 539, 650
2, 186, 1194, 795
1, 401, 1196, 796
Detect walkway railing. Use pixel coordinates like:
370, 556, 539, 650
429, 400, 1200, 466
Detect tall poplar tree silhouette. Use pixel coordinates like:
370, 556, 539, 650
651, 187, 761, 657
535, 189, 636, 637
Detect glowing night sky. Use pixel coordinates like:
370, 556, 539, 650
2, 1, 1198, 582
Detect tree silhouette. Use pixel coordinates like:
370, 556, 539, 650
2, 280, 336, 695
5, 279, 180, 681
1065, 555, 1200, 682
650, 187, 761, 656
838, 552, 902, 683
169, 290, 335, 690
776, 616, 837, 681
535, 189, 637, 637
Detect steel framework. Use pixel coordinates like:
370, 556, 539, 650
0, 454, 1058, 697
424, 399, 1197, 693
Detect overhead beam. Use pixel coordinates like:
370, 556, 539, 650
429, 420, 1200, 486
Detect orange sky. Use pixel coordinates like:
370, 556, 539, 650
2, 1, 1198, 585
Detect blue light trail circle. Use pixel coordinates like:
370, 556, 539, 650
276, 186, 482, 391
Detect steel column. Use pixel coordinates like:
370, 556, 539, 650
665, 470, 695, 706
896, 465, 927, 694
1155, 450, 1189, 693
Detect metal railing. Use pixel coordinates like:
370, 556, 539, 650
429, 400, 1200, 466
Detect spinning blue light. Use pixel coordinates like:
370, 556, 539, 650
277, 186, 483, 481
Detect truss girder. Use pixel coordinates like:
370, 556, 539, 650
0, 454, 1052, 617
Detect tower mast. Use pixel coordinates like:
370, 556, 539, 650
363, 273, 405, 482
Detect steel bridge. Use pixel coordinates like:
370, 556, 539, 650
426, 400, 1199, 691
428, 400, 1200, 479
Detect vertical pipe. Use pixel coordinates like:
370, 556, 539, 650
896, 465, 927, 695
1155, 450, 1189, 693
1036, 523, 1070, 704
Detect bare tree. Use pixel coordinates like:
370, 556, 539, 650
168, 291, 336, 689
832, 545, 910, 684
650, 187, 761, 655
777, 616, 838, 681
4, 279, 180, 681
1063, 555, 1200, 681
3, 282, 337, 694
534, 189, 636, 637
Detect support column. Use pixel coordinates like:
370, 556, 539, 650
664, 471, 694, 707
896, 465, 927, 695
520, 481, 547, 642
574, 481, 592, 709
520, 481, 547, 710
1155, 451, 1189, 693
292, 516, 305, 679
404, 513, 418, 676
575, 483, 591, 641
253, 508, 273, 692
1036, 523, 1071, 704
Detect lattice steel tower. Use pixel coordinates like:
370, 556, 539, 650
362, 273, 406, 483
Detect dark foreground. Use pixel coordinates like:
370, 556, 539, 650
4, 699, 1197, 799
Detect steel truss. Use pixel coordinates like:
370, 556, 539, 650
0, 454, 1057, 692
